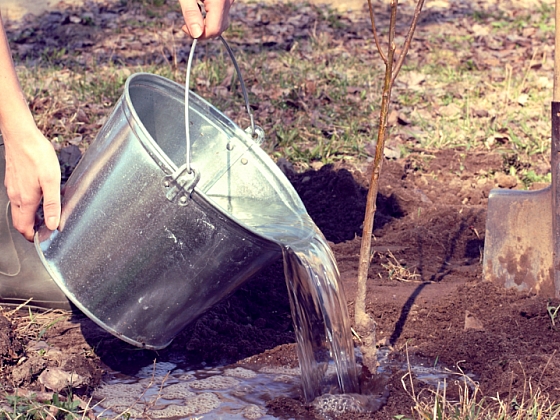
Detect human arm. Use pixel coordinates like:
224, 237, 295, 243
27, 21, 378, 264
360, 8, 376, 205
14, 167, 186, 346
0, 12, 61, 241
178, 0, 234, 39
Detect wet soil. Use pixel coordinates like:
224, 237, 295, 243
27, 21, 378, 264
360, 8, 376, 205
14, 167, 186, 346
2, 0, 560, 418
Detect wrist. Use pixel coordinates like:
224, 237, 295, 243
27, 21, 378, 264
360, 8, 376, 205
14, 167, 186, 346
0, 84, 36, 138
1, 124, 45, 152
0, 110, 39, 142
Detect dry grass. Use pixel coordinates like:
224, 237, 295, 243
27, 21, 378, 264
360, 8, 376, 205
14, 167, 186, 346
404, 379, 560, 419
3, 307, 71, 341
398, 346, 560, 420
9, 0, 555, 182
380, 250, 421, 282
0, 306, 154, 419
4, 1, 560, 418
0, 383, 95, 420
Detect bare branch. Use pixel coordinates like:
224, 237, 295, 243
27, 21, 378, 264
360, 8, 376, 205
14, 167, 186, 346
355, 0, 425, 375
388, 0, 398, 50
367, 0, 387, 64
392, 0, 425, 82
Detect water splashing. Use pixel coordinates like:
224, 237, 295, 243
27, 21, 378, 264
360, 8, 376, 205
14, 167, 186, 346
283, 233, 359, 401
245, 210, 360, 402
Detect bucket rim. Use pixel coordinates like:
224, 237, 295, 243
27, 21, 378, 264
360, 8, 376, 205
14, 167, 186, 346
122, 72, 254, 175
120, 72, 309, 242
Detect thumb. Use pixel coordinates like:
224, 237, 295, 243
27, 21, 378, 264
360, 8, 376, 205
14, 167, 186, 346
179, 0, 204, 38
41, 181, 61, 231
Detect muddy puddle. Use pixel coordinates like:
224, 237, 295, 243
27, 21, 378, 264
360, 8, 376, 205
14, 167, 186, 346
93, 362, 301, 419
91, 347, 475, 418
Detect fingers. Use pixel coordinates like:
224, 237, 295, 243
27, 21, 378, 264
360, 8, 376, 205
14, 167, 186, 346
2, 127, 61, 241
178, 0, 204, 38
5, 158, 61, 241
202, 0, 232, 38
8, 179, 60, 241
178, 0, 233, 39
9, 192, 41, 241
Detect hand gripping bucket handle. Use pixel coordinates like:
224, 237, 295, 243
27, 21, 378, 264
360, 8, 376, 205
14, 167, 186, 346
173, 36, 265, 193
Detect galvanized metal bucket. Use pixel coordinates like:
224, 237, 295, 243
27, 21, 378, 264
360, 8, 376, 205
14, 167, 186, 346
35, 38, 307, 349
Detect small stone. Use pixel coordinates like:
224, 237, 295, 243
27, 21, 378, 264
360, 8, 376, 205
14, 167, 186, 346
38, 368, 87, 392
474, 109, 489, 118
494, 173, 517, 189
242, 404, 266, 419
311, 161, 323, 170
517, 93, 529, 106
464, 311, 484, 331
376, 337, 390, 348
276, 157, 294, 175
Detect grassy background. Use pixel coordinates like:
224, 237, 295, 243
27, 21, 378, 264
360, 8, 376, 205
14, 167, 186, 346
8, 0, 555, 186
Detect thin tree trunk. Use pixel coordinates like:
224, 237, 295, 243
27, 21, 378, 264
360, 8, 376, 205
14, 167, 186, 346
354, 0, 425, 375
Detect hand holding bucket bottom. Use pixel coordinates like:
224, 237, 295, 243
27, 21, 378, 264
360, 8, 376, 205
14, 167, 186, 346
178, 0, 234, 39
3, 130, 61, 241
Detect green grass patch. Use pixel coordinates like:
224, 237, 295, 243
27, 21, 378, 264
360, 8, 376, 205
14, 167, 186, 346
10, 0, 554, 177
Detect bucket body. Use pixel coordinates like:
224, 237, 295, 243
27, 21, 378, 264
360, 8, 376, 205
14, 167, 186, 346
36, 73, 306, 349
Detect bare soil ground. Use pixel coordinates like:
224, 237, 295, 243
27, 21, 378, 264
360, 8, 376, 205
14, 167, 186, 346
4, 148, 560, 419
2, 0, 560, 418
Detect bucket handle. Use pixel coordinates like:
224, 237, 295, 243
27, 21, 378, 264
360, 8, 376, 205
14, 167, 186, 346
184, 36, 264, 176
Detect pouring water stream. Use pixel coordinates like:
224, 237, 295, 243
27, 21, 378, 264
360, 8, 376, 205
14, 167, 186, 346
185, 38, 360, 402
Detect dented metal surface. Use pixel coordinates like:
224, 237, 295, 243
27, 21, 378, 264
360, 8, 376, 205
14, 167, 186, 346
483, 101, 560, 297
484, 0, 560, 297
